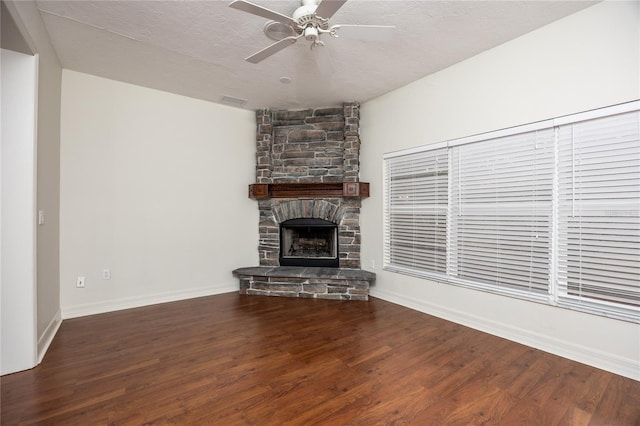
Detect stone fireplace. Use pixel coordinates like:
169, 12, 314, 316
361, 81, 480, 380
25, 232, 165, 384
233, 102, 375, 300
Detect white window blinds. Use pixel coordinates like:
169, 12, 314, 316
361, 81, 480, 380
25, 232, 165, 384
382, 101, 639, 323
448, 129, 555, 298
557, 110, 640, 320
384, 145, 448, 277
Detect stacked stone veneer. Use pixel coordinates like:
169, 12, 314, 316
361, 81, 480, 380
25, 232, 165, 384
256, 102, 363, 269
234, 266, 375, 301
256, 102, 360, 184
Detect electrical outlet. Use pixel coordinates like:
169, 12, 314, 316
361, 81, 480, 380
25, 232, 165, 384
102, 269, 111, 280
76, 276, 85, 288
370, 259, 376, 269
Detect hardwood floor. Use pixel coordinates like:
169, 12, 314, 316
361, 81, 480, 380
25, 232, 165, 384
2, 293, 639, 425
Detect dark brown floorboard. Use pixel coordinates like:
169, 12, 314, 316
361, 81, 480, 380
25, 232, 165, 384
2, 293, 639, 425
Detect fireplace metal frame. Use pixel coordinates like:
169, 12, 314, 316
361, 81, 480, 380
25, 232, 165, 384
279, 218, 339, 268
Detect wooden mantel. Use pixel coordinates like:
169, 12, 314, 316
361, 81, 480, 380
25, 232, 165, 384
249, 182, 370, 200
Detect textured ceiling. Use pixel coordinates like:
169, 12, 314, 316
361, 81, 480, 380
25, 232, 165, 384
36, 0, 597, 110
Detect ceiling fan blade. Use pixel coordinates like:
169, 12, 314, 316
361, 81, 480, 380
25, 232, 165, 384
333, 25, 395, 42
314, 0, 348, 20
229, 0, 297, 26
246, 36, 301, 64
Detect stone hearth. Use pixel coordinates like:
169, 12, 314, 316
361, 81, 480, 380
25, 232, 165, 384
234, 102, 375, 300
233, 267, 375, 301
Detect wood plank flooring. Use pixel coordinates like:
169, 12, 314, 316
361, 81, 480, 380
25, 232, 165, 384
2, 293, 639, 425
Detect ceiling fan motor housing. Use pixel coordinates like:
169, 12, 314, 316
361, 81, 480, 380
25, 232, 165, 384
293, 1, 329, 35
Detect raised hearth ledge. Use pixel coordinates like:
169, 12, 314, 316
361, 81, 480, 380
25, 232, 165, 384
233, 266, 375, 301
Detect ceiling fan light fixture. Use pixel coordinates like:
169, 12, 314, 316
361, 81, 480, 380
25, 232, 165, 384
263, 21, 296, 41
303, 25, 319, 41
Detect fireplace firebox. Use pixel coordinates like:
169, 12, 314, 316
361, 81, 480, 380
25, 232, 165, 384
279, 218, 339, 268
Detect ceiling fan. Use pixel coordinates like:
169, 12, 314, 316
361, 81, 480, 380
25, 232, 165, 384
229, 0, 395, 63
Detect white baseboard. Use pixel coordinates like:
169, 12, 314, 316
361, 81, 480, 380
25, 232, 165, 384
370, 287, 639, 381
61, 283, 238, 319
38, 309, 62, 364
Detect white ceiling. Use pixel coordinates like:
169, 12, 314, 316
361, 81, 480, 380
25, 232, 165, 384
36, 0, 597, 111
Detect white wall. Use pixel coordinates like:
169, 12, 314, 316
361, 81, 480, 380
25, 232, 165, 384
4, 0, 64, 364
60, 70, 257, 318
1, 48, 37, 375
360, 1, 640, 380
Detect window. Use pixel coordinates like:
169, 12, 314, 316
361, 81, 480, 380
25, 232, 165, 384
383, 102, 640, 323
556, 110, 640, 320
384, 144, 448, 277
448, 129, 555, 299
